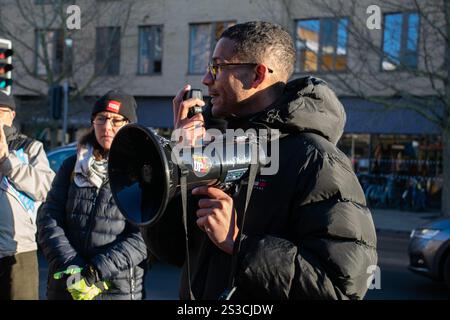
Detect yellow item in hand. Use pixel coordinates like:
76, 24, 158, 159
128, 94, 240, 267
67, 278, 109, 300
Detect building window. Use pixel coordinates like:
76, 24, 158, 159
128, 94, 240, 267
382, 12, 419, 71
95, 27, 121, 75
138, 25, 163, 75
35, 29, 67, 76
188, 21, 235, 74
295, 18, 348, 73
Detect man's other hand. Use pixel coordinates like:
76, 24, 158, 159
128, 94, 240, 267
192, 186, 238, 255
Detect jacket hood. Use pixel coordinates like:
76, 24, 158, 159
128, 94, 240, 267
248, 76, 346, 145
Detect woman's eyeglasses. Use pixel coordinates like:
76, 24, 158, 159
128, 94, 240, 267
93, 116, 127, 127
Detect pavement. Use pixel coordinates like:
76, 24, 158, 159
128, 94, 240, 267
371, 208, 443, 236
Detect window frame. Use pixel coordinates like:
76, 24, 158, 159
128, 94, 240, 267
95, 26, 122, 76
381, 11, 420, 72
294, 16, 350, 74
35, 28, 67, 76
187, 21, 235, 75
137, 25, 164, 76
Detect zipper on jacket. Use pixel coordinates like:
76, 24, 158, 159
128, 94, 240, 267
130, 267, 135, 300
83, 186, 103, 254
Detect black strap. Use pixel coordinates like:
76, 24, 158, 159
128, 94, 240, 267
220, 150, 259, 300
180, 142, 259, 301
180, 168, 195, 300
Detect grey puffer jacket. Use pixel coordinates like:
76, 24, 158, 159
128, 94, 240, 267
0, 126, 55, 258
38, 154, 148, 300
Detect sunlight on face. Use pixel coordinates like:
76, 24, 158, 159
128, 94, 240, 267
92, 111, 128, 151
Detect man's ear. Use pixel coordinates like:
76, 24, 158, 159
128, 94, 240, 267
251, 64, 269, 88
11, 111, 16, 121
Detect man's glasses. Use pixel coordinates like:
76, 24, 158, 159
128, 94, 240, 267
206, 62, 273, 80
93, 116, 128, 127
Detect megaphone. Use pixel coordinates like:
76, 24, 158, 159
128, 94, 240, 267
108, 124, 260, 227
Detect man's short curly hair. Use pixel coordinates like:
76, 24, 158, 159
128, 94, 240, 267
220, 21, 296, 82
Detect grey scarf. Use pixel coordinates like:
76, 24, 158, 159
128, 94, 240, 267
74, 144, 108, 188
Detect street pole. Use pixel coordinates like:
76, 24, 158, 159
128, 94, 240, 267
62, 81, 69, 146
61, 36, 73, 146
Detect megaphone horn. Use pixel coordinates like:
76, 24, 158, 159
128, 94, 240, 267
108, 123, 260, 227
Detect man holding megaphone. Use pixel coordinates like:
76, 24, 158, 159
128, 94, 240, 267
113, 21, 378, 300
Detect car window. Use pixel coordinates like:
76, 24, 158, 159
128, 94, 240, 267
47, 149, 77, 173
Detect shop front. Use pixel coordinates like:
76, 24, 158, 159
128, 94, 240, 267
340, 98, 442, 211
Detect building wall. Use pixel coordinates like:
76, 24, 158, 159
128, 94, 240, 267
3, 0, 443, 98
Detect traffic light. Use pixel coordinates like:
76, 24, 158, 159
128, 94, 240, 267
48, 85, 63, 120
0, 38, 13, 95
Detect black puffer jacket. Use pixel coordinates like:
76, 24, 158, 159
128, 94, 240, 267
38, 155, 148, 300
146, 76, 377, 300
